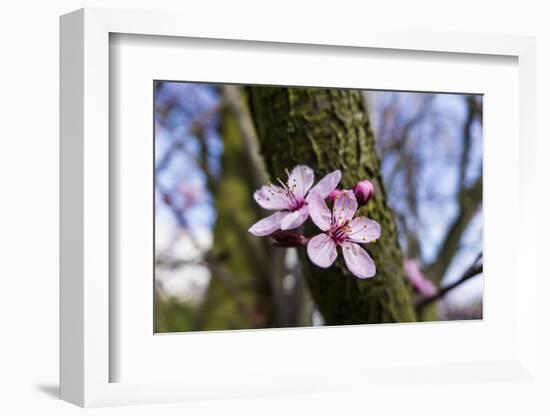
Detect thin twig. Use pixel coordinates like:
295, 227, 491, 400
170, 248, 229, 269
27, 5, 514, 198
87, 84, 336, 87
416, 255, 483, 311
155, 102, 222, 190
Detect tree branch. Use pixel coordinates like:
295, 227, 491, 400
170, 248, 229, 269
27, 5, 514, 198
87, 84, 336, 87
416, 255, 482, 311
155, 102, 222, 193
425, 175, 482, 283
458, 95, 478, 187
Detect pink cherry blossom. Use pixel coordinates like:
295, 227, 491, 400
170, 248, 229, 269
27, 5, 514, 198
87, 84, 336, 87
403, 259, 437, 297
248, 165, 341, 236
306, 190, 381, 279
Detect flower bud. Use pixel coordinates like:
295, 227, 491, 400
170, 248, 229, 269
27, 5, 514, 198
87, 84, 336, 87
353, 180, 375, 205
327, 188, 342, 203
271, 230, 309, 247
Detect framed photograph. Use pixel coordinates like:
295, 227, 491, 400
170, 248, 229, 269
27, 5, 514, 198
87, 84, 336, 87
60, 8, 538, 408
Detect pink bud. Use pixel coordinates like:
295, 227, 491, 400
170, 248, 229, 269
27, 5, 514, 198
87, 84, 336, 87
327, 188, 341, 203
353, 180, 375, 205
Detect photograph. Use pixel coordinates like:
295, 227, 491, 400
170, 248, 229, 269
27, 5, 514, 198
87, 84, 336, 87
154, 82, 483, 333
0, 0, 542, 412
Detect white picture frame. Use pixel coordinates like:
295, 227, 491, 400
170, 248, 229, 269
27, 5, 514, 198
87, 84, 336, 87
60, 7, 538, 408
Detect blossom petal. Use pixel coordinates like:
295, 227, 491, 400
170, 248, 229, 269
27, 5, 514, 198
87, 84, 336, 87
403, 259, 437, 297
280, 206, 309, 230
254, 185, 291, 210
308, 170, 342, 199
416, 277, 437, 297
341, 241, 376, 279
307, 191, 332, 231
332, 190, 358, 225
288, 165, 315, 200
307, 233, 337, 268
347, 217, 381, 243
248, 212, 286, 236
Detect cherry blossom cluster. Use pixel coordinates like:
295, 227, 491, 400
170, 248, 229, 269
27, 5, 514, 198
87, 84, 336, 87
248, 165, 380, 279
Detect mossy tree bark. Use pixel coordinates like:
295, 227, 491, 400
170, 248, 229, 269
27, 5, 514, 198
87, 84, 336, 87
248, 86, 417, 324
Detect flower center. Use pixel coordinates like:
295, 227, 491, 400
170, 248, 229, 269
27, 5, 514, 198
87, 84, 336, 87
328, 220, 351, 245
290, 198, 305, 211
275, 177, 303, 211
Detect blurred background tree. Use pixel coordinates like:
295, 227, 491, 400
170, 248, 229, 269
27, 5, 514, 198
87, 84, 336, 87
368, 92, 482, 320
154, 82, 483, 332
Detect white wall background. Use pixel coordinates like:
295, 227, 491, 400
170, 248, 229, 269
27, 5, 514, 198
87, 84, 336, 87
0, 1, 548, 414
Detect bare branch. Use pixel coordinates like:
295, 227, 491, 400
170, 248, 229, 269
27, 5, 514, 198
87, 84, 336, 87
416, 254, 483, 311
425, 174, 482, 284
458, 95, 480, 188
155, 102, 222, 192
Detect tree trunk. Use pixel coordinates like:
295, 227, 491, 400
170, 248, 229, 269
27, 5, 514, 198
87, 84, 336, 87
248, 86, 417, 324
